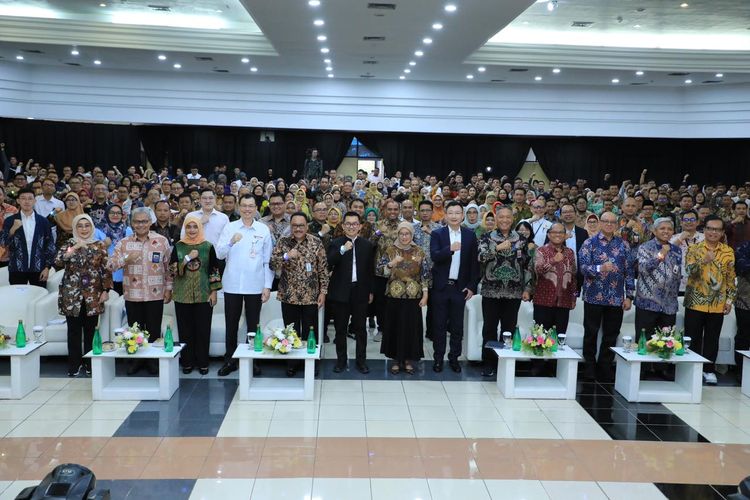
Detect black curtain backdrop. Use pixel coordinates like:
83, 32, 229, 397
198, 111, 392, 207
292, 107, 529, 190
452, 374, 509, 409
357, 132, 532, 180
0, 118, 140, 170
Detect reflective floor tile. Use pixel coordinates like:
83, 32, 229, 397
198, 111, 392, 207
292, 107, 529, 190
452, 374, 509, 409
451, 406, 502, 421
598, 482, 667, 500
61, 419, 124, 437
250, 478, 313, 500
0, 480, 39, 500
140, 454, 207, 479
408, 405, 456, 422
691, 425, 750, 444
460, 421, 513, 439
443, 381, 487, 394
223, 405, 275, 421
189, 478, 254, 500
313, 456, 370, 477
364, 405, 412, 421
541, 408, 597, 424
370, 478, 430, 500
366, 420, 416, 438
267, 420, 318, 438
6, 420, 73, 438
37, 378, 72, 390
271, 404, 320, 421
413, 420, 465, 438
406, 392, 450, 406
198, 455, 260, 479
364, 392, 408, 406
0, 421, 20, 438
315, 438, 369, 457
507, 422, 562, 440
361, 380, 404, 393
318, 419, 367, 438
256, 456, 315, 478
540, 480, 607, 500
0, 404, 40, 420
98, 436, 162, 457
484, 479, 550, 500
321, 380, 363, 392
312, 478, 372, 500
552, 422, 611, 441
366, 438, 421, 458
498, 408, 550, 424
217, 419, 270, 438
320, 392, 364, 405
429, 479, 489, 500
77, 402, 139, 420
18, 391, 57, 405
45, 390, 93, 405
318, 404, 366, 421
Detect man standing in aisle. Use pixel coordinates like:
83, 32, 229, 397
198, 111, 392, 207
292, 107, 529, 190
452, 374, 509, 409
430, 201, 479, 373
215, 195, 273, 376
579, 211, 635, 382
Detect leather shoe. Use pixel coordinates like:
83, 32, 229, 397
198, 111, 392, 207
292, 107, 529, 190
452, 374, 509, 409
449, 361, 462, 373
356, 363, 370, 374
199, 367, 209, 375
127, 360, 143, 376
218, 361, 238, 377
182, 367, 194, 375
481, 368, 496, 377
432, 362, 443, 373
333, 362, 346, 373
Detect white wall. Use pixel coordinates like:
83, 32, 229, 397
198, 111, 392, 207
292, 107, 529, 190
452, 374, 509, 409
1, 62, 749, 138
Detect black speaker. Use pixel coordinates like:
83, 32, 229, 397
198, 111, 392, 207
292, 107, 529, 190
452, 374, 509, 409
14, 463, 110, 500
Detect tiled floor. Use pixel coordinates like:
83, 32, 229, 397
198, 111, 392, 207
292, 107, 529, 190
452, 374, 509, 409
2, 347, 750, 499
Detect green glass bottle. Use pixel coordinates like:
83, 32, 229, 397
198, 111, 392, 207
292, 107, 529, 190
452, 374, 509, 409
550, 326, 558, 353
254, 324, 263, 352
637, 328, 647, 355
675, 330, 685, 356
512, 326, 521, 352
164, 323, 174, 353
307, 326, 316, 354
92, 326, 102, 355
15, 319, 26, 348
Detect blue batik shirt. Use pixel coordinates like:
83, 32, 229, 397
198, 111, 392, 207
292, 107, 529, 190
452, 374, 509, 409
579, 232, 635, 306
635, 238, 682, 315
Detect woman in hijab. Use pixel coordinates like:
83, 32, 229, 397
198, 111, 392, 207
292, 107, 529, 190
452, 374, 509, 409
49, 192, 84, 250
365, 182, 384, 209
170, 215, 222, 375
294, 188, 312, 220
476, 211, 496, 239
326, 206, 342, 233
463, 203, 482, 235
365, 207, 379, 226
378, 221, 429, 375
54, 214, 112, 377
584, 213, 600, 238
431, 193, 445, 224
482, 193, 498, 214
101, 204, 133, 296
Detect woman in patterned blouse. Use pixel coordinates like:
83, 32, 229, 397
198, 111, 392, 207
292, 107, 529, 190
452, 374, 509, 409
54, 214, 113, 377
533, 222, 577, 333
377, 221, 429, 375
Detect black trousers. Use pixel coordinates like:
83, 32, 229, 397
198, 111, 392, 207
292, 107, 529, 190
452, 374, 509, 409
66, 303, 98, 373
125, 300, 164, 342
224, 293, 262, 362
634, 308, 676, 338
432, 284, 467, 363
9, 271, 45, 287
424, 292, 434, 340
736, 308, 750, 370
332, 284, 368, 364
533, 305, 570, 334
582, 302, 624, 372
281, 302, 318, 344
685, 308, 724, 374
373, 276, 388, 333
175, 302, 212, 369
482, 297, 521, 367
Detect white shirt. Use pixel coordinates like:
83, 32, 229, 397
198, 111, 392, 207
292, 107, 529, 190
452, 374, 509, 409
448, 226, 461, 280
367, 173, 383, 184
20, 211, 36, 268
215, 219, 274, 294
523, 217, 553, 248
564, 225, 578, 259
183, 209, 229, 245
351, 237, 358, 282
34, 195, 64, 218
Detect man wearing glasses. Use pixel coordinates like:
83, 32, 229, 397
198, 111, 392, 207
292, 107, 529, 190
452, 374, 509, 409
670, 209, 703, 295
684, 215, 736, 385
523, 198, 553, 248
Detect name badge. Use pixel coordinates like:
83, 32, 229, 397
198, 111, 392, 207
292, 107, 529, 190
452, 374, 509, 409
305, 262, 312, 273
151, 252, 161, 263
673, 264, 680, 274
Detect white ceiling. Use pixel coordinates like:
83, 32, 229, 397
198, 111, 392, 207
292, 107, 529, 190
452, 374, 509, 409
0, 0, 749, 87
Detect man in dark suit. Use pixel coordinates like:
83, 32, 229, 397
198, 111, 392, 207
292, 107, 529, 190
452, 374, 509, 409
0, 187, 55, 286
327, 211, 374, 374
430, 201, 480, 373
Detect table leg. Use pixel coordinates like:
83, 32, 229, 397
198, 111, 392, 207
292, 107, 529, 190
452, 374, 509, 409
496, 358, 516, 398
159, 356, 180, 400
675, 362, 703, 403
743, 358, 750, 399
303, 358, 314, 401
238, 358, 250, 400
91, 357, 115, 401
10, 350, 41, 399
615, 358, 640, 402
556, 359, 578, 399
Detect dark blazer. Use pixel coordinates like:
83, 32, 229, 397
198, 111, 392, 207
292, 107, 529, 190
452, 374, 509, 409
326, 235, 374, 302
0, 212, 55, 273
430, 226, 480, 293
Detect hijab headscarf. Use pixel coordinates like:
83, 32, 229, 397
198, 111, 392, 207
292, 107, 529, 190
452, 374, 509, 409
56, 192, 84, 233
364, 207, 379, 222
71, 214, 96, 244
295, 188, 308, 205
180, 215, 206, 245
395, 221, 415, 249
431, 194, 445, 223
326, 207, 342, 228
102, 204, 128, 242
463, 203, 481, 230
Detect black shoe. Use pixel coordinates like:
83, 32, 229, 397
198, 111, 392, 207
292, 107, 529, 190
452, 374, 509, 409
433, 362, 443, 373
333, 362, 346, 373
127, 360, 144, 376
183, 367, 194, 375
83, 365, 91, 377
347, 332, 356, 340
199, 367, 209, 375
218, 361, 238, 376
67, 367, 79, 377
356, 363, 370, 374
146, 359, 158, 375
253, 364, 261, 376
449, 361, 462, 373
481, 368, 496, 377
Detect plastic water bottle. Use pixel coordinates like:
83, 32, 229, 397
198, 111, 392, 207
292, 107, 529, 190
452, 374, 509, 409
15, 319, 26, 348
550, 326, 558, 353
307, 326, 316, 354
164, 323, 174, 353
92, 327, 102, 355
254, 324, 263, 352
512, 326, 521, 352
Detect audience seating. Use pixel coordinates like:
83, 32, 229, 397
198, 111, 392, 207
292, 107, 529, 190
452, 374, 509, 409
0, 285, 50, 337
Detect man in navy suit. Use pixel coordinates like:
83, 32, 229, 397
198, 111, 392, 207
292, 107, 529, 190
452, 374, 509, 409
430, 201, 480, 373
0, 187, 54, 286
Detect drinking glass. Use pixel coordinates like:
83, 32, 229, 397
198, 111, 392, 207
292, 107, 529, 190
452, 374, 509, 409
502, 331, 512, 349
32, 326, 44, 344
682, 336, 691, 352
557, 333, 567, 350
622, 336, 633, 353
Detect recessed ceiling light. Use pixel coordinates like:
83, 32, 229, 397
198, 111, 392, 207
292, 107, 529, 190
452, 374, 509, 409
317, 35, 327, 41
71, 49, 79, 56
635, 70, 644, 76
478, 66, 486, 72
99, 2, 106, 6
326, 66, 333, 71
404, 69, 411, 73
715, 73, 723, 77
552, 68, 561, 73
241, 57, 250, 63
444, 4, 457, 12
327, 73, 334, 78
324, 59, 331, 64
633, 24, 641, 28
432, 23, 443, 30
422, 37, 433, 44
399, 75, 406, 80
414, 50, 424, 57
173, 63, 181, 69
546, 0, 557, 11
534, 76, 542, 81
680, 2, 688, 7
94, 59, 102, 65
320, 47, 330, 53
15, 55, 23, 60
466, 74, 474, 79
158, 54, 167, 60
685, 79, 692, 84
313, 19, 325, 26
27, 117, 34, 120
308, 0, 321, 6
409, 61, 416, 66
250, 67, 258, 72
611, 78, 620, 83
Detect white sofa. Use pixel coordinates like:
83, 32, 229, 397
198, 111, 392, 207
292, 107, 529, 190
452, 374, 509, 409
0, 284, 50, 338
466, 295, 738, 365
108, 291, 325, 357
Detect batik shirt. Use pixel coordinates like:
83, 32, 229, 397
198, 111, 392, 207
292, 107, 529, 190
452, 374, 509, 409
477, 230, 533, 300
617, 215, 649, 248
684, 241, 736, 314
270, 234, 330, 305
110, 232, 173, 302
412, 221, 440, 288
669, 231, 704, 292
371, 219, 399, 278
735, 241, 750, 311
579, 233, 635, 306
634, 238, 682, 315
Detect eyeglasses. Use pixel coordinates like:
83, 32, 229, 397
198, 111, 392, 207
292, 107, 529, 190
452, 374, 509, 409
681, 217, 697, 222
600, 220, 617, 225
343, 222, 360, 227
270, 202, 284, 206
109, 211, 122, 216
547, 230, 565, 235
705, 226, 724, 232
291, 224, 307, 228
132, 219, 150, 225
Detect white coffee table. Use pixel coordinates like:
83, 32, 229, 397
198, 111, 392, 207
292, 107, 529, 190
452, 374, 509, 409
611, 347, 708, 403
737, 351, 750, 398
234, 346, 321, 401
0, 342, 46, 399
493, 347, 582, 399
85, 345, 183, 401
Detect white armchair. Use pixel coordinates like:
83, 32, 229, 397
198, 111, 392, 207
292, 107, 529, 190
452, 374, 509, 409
0, 266, 8, 287
0, 284, 49, 337
45, 269, 64, 294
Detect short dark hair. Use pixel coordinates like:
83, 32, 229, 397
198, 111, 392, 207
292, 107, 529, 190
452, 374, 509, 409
681, 209, 698, 218
642, 200, 655, 208
418, 199, 433, 210
223, 193, 237, 202
350, 198, 365, 208
704, 214, 724, 229
343, 211, 361, 222
154, 200, 171, 210
239, 194, 256, 204
178, 193, 192, 202
681, 193, 694, 201
268, 192, 284, 202
290, 212, 308, 223
16, 187, 35, 198
733, 201, 748, 210
445, 200, 463, 211
514, 187, 527, 195
199, 188, 215, 197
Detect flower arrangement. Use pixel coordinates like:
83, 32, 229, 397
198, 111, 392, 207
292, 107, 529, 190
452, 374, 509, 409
0, 326, 9, 349
114, 323, 150, 354
521, 323, 556, 356
264, 323, 303, 354
646, 326, 683, 359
